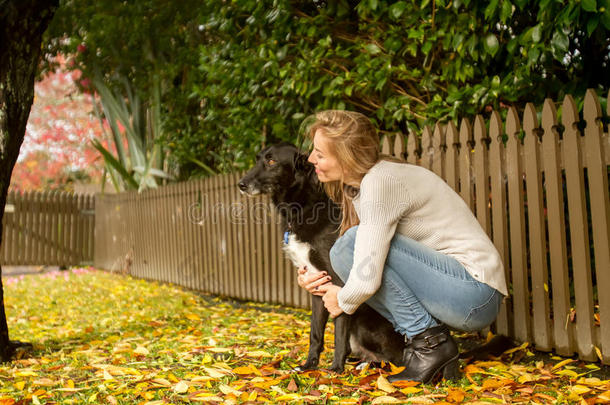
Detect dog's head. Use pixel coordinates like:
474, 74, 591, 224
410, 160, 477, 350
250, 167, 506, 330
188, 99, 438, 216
238, 142, 311, 197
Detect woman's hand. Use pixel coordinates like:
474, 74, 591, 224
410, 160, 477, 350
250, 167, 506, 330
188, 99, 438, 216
297, 267, 332, 295
316, 284, 344, 318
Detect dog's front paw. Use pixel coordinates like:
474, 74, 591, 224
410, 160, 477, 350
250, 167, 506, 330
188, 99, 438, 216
293, 360, 319, 372
293, 365, 317, 372
328, 363, 345, 374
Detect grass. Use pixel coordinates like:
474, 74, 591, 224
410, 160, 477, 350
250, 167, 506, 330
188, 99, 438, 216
0, 268, 608, 404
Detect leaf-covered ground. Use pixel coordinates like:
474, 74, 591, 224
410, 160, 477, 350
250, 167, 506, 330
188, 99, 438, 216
1, 268, 609, 404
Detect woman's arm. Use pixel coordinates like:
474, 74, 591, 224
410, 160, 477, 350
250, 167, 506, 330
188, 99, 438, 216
336, 173, 410, 314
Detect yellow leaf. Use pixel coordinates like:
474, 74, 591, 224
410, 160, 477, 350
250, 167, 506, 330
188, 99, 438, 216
517, 374, 537, 383
15, 371, 37, 377
400, 387, 422, 395
504, 341, 528, 354
233, 366, 255, 375
576, 377, 603, 386
218, 384, 242, 396
190, 376, 213, 383
389, 363, 405, 374
276, 394, 301, 401
247, 391, 257, 401
371, 395, 401, 404
32, 378, 55, 387
185, 313, 201, 321
376, 375, 396, 393
206, 347, 232, 353
14, 381, 26, 390
597, 390, 610, 402
151, 378, 172, 387
555, 369, 579, 378
189, 396, 224, 402
595, 346, 603, 362
551, 358, 575, 370
133, 346, 150, 356
103, 370, 114, 380
246, 350, 273, 358
202, 366, 229, 378
570, 385, 591, 395
173, 381, 189, 394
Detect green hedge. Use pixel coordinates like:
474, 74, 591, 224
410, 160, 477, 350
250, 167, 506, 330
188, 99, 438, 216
45, 0, 610, 176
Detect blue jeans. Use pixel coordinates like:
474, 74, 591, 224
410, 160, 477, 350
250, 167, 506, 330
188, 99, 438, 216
330, 226, 503, 338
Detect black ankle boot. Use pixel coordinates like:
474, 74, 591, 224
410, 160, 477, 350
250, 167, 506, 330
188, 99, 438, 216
388, 324, 460, 384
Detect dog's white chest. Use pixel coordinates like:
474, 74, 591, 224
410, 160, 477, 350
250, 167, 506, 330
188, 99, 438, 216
283, 233, 322, 275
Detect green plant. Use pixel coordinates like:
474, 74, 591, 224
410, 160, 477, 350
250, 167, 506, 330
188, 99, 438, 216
91, 74, 175, 192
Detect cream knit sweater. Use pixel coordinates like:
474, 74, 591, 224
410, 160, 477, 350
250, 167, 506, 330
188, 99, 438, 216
336, 160, 508, 315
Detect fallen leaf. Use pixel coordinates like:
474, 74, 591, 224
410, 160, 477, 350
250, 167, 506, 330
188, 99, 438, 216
552, 358, 575, 370
376, 375, 397, 393
134, 345, 150, 355
173, 381, 189, 394
246, 350, 273, 358
446, 387, 466, 403
185, 313, 201, 321
218, 384, 242, 396
287, 378, 298, 392
371, 395, 401, 404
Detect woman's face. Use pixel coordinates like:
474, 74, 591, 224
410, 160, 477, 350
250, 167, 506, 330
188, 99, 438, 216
308, 129, 344, 183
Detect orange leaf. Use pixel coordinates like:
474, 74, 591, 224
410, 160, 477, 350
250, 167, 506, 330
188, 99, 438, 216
446, 388, 466, 403
0, 399, 16, 405
287, 379, 298, 392
463, 364, 484, 375
391, 380, 420, 388
233, 366, 256, 375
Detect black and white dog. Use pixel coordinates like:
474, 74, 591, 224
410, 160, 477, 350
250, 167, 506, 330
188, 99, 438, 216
238, 143, 404, 372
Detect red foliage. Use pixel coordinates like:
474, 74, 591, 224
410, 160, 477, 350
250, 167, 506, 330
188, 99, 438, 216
9, 56, 106, 192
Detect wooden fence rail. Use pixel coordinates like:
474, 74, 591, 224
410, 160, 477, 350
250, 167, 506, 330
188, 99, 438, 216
1, 191, 95, 266
96, 90, 608, 365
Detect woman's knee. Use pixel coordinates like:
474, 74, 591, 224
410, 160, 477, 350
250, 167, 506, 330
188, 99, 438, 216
460, 290, 503, 331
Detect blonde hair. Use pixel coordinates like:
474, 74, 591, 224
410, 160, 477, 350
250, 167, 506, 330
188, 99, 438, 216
306, 110, 402, 235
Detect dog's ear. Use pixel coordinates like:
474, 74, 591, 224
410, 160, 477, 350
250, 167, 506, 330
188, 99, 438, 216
294, 153, 310, 170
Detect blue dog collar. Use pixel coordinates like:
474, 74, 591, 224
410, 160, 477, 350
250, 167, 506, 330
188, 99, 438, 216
283, 231, 290, 244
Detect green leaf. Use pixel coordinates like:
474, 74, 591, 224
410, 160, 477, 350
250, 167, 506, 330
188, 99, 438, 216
581, 0, 598, 12
551, 31, 569, 54
484, 33, 500, 56
500, 0, 513, 23
484, 0, 499, 20
532, 24, 542, 42
389, 1, 407, 19
364, 43, 382, 54
91, 139, 139, 190
586, 15, 600, 35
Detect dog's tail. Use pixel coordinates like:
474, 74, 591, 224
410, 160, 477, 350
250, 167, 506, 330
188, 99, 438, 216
459, 335, 517, 361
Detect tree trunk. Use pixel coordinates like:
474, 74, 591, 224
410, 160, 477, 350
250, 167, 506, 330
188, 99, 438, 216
0, 0, 59, 361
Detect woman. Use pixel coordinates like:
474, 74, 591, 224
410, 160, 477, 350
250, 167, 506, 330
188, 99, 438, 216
297, 110, 508, 383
